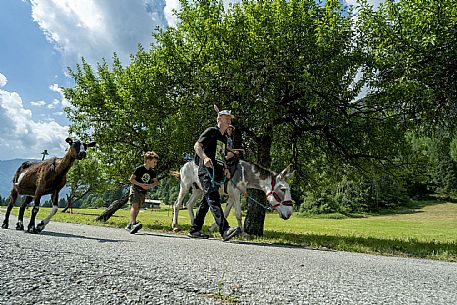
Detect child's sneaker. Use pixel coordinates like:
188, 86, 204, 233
126, 222, 142, 234
125, 223, 132, 232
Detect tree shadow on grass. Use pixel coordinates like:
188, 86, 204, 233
366, 200, 451, 217
262, 231, 457, 262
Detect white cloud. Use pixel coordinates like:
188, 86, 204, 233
164, 0, 179, 27
49, 83, 72, 109
0, 87, 69, 160
0, 72, 7, 87
30, 0, 168, 70
31, 100, 46, 107
47, 99, 61, 109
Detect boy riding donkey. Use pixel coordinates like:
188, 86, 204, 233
188, 105, 241, 241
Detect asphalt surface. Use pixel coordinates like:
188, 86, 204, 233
1, 213, 456, 305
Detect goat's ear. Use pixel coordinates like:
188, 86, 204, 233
65, 137, 73, 145
87, 141, 96, 148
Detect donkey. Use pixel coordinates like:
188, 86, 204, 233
172, 160, 294, 235
1, 138, 96, 233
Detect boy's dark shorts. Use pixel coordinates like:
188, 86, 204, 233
128, 187, 145, 207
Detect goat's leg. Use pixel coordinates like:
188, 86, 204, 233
35, 192, 59, 232
16, 196, 33, 230
2, 188, 18, 229
27, 197, 41, 233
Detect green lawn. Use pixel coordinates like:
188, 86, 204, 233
2, 200, 457, 261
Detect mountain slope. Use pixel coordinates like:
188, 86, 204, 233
0, 159, 69, 199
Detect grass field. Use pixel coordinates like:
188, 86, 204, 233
2, 200, 457, 262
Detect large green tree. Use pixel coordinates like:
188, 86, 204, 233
357, 0, 457, 131
163, 0, 410, 233
64, 0, 419, 234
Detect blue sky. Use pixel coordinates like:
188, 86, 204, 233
0, 0, 379, 161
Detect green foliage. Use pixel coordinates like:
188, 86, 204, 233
299, 169, 410, 215
60, 0, 457, 218
358, 0, 457, 133
0, 195, 7, 206
150, 176, 180, 205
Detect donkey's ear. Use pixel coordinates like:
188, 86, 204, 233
87, 141, 96, 148
279, 165, 295, 182
213, 104, 220, 113
65, 137, 73, 145
284, 170, 295, 181
279, 164, 291, 177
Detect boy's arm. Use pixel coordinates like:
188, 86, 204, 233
129, 174, 152, 190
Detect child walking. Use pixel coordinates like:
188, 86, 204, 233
126, 151, 159, 234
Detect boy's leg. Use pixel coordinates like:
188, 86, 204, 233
127, 188, 144, 233
130, 203, 140, 224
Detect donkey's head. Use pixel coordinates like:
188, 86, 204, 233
266, 165, 294, 220
66, 138, 96, 160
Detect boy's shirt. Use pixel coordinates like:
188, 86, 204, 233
132, 165, 156, 194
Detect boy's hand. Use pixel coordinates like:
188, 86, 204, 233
142, 183, 154, 190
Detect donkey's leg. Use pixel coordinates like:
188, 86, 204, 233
186, 187, 202, 227
232, 193, 247, 236
36, 192, 59, 232
172, 182, 190, 231
16, 196, 33, 230
27, 196, 41, 233
2, 188, 18, 229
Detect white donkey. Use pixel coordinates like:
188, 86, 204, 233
172, 160, 294, 234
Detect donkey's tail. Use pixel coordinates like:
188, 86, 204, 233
169, 170, 180, 179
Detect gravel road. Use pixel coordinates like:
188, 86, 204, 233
1, 214, 456, 305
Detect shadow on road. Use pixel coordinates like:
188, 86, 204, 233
42, 230, 128, 243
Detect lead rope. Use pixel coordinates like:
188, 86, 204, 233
205, 164, 272, 211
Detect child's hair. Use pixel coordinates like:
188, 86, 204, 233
144, 151, 159, 162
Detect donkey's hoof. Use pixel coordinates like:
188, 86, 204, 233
172, 227, 180, 232
1, 223, 8, 229
27, 226, 39, 234
35, 222, 45, 233
16, 222, 24, 230
208, 224, 217, 233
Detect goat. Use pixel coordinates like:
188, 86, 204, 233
1, 138, 96, 233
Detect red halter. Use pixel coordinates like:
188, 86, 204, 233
266, 174, 293, 209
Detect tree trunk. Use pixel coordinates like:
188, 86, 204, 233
61, 198, 72, 213
244, 189, 266, 236
243, 132, 272, 236
62, 188, 91, 213
96, 191, 129, 222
